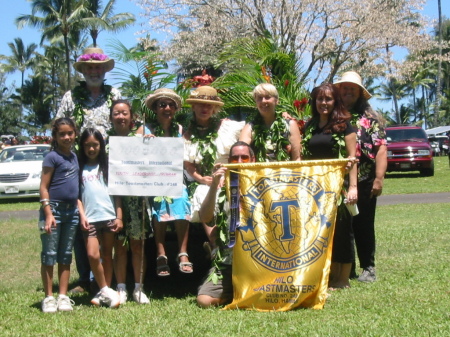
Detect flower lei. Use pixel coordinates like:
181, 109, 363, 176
72, 81, 114, 129
301, 119, 347, 159
187, 115, 221, 196
252, 112, 290, 162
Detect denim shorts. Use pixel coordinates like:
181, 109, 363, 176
40, 201, 79, 266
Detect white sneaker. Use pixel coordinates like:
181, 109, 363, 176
57, 295, 74, 311
117, 288, 128, 304
133, 288, 150, 304
99, 288, 120, 308
91, 292, 101, 306
42, 296, 57, 313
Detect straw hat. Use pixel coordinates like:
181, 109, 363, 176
334, 71, 372, 99
73, 47, 115, 73
145, 88, 182, 111
185, 86, 224, 107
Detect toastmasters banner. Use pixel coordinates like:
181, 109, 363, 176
223, 160, 347, 311
108, 137, 183, 197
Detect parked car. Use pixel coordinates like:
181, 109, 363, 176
0, 144, 50, 199
385, 126, 434, 176
427, 135, 449, 156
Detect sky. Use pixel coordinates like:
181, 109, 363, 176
1, 0, 449, 113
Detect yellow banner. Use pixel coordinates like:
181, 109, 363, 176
223, 160, 347, 311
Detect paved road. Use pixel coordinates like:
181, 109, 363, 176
1, 192, 449, 221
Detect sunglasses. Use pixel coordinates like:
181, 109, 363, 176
157, 102, 177, 109
229, 155, 250, 163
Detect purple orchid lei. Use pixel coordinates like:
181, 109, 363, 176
78, 53, 109, 61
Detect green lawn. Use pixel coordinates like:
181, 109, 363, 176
384, 156, 450, 195
0, 203, 448, 336
0, 156, 448, 336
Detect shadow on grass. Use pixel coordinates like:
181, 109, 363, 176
385, 172, 423, 179
33, 224, 212, 307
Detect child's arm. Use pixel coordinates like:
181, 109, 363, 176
39, 166, 56, 234
77, 199, 90, 231
112, 196, 123, 232
184, 161, 213, 186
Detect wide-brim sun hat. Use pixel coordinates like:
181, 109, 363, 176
73, 47, 115, 73
185, 86, 224, 107
334, 71, 372, 100
145, 88, 183, 111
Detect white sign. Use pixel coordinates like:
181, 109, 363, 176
108, 136, 183, 197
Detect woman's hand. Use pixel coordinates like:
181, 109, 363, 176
112, 218, 123, 232
201, 176, 213, 186
345, 185, 358, 205
80, 216, 90, 231
345, 156, 358, 171
44, 214, 56, 234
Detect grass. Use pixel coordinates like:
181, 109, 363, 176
0, 156, 449, 336
0, 203, 449, 336
384, 156, 450, 195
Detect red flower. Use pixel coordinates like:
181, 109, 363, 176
293, 100, 301, 110
144, 72, 149, 79
301, 97, 308, 105
284, 80, 289, 87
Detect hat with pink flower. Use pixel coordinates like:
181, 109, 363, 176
73, 47, 115, 73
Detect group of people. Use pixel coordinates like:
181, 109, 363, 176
38, 46, 387, 313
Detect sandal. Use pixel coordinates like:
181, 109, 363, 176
177, 253, 193, 274
156, 255, 170, 277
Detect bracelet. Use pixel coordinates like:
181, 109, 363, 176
40, 198, 50, 203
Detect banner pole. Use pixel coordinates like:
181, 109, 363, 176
138, 111, 146, 303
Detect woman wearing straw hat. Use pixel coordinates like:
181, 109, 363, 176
183, 86, 245, 254
144, 88, 193, 276
239, 83, 301, 162
334, 71, 387, 283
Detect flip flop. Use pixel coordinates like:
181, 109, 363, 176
156, 255, 170, 277
177, 252, 193, 274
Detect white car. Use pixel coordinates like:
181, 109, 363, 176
0, 144, 51, 199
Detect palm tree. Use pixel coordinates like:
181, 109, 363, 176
84, 0, 135, 47
16, 0, 90, 89
0, 38, 37, 89
107, 38, 176, 120
378, 79, 409, 124
213, 34, 310, 120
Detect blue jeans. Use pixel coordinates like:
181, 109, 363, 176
40, 202, 79, 266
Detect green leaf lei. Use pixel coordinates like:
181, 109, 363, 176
301, 119, 347, 159
72, 81, 114, 129
148, 120, 179, 138
252, 112, 290, 162
186, 116, 220, 197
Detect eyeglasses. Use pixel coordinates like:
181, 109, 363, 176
157, 102, 177, 109
229, 155, 251, 163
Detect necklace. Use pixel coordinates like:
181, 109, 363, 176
252, 112, 290, 162
72, 81, 113, 128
